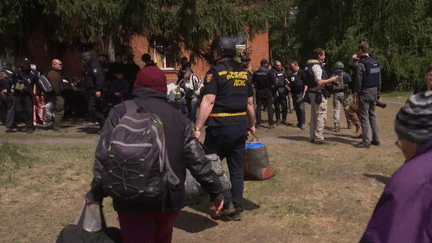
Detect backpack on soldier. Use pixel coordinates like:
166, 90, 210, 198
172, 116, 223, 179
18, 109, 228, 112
101, 100, 179, 206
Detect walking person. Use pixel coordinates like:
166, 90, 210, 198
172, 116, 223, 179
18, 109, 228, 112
194, 37, 256, 221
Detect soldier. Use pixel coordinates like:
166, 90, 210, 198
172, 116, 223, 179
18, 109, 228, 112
252, 59, 275, 129
81, 52, 106, 131
330, 62, 352, 132
8, 57, 38, 133
194, 37, 255, 221
289, 61, 307, 130
271, 60, 289, 125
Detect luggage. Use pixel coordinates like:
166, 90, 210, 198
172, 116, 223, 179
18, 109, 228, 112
56, 202, 122, 243
243, 137, 276, 180
38, 74, 53, 93
184, 153, 232, 205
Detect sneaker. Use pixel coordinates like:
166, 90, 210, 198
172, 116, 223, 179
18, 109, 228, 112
300, 124, 306, 130
334, 125, 340, 132
269, 124, 275, 130
371, 141, 381, 146
281, 120, 291, 126
276, 119, 281, 125
354, 142, 370, 149
26, 127, 35, 134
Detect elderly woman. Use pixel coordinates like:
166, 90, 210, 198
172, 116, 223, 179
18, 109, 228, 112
359, 91, 432, 242
414, 64, 432, 94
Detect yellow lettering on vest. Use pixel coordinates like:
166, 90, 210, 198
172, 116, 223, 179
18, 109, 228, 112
233, 79, 246, 87
227, 71, 247, 80
218, 71, 227, 76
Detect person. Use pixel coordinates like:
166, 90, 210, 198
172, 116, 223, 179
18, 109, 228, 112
141, 53, 156, 67
330, 61, 352, 132
177, 56, 192, 81
105, 70, 130, 113
177, 67, 203, 123
359, 91, 432, 242
271, 60, 289, 125
289, 61, 307, 130
45, 59, 67, 132
347, 54, 362, 138
304, 48, 339, 144
353, 43, 381, 148
0, 63, 13, 125
81, 52, 106, 131
86, 65, 224, 243
413, 64, 432, 94
252, 59, 275, 129
7, 57, 39, 133
194, 37, 256, 221
241, 55, 255, 81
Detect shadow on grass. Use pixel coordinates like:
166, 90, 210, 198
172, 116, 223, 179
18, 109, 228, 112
278, 136, 309, 142
176, 198, 260, 232
279, 135, 357, 145
174, 210, 219, 233
363, 173, 391, 184
76, 127, 99, 134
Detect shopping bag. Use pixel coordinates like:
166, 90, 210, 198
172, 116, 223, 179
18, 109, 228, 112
243, 136, 276, 180
56, 202, 122, 243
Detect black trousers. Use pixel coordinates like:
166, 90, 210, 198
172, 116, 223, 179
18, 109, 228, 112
86, 93, 106, 128
255, 89, 274, 126
274, 94, 288, 121
204, 124, 248, 211
292, 92, 306, 126
13, 92, 33, 128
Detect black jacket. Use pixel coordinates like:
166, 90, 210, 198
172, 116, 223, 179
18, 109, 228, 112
91, 88, 223, 212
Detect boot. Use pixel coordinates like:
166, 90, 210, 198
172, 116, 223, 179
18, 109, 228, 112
334, 124, 340, 132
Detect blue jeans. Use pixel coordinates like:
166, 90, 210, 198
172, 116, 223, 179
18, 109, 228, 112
204, 124, 248, 211
179, 97, 199, 123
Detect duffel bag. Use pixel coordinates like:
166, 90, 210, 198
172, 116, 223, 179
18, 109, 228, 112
243, 137, 276, 180
184, 152, 231, 206
56, 202, 122, 243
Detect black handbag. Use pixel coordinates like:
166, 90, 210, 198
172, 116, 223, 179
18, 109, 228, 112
56, 202, 122, 243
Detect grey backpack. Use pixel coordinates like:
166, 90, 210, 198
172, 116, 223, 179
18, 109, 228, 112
102, 100, 179, 206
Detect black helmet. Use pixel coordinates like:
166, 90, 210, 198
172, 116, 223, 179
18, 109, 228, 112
81, 52, 94, 62
211, 37, 237, 57
241, 55, 251, 62
334, 61, 344, 69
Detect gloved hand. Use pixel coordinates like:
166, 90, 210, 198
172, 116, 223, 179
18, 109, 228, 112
85, 188, 104, 205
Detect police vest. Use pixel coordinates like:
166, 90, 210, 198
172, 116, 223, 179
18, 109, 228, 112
272, 69, 286, 87
359, 56, 380, 88
253, 67, 271, 90
289, 71, 304, 94
209, 61, 250, 125
84, 60, 103, 91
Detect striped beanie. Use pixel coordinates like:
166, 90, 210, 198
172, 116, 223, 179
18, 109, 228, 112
395, 91, 432, 144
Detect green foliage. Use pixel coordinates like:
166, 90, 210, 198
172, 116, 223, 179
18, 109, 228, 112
284, 0, 432, 91
0, 0, 278, 61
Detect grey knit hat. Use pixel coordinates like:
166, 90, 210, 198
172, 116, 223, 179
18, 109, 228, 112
395, 91, 432, 144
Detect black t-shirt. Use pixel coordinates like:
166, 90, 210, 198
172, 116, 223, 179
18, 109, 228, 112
202, 60, 253, 127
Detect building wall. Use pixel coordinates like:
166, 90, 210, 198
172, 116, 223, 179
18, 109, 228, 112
25, 22, 269, 84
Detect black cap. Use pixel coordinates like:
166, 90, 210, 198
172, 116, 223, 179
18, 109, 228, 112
260, 59, 269, 66
81, 52, 94, 62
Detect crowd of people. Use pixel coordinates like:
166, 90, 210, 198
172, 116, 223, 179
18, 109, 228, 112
2, 38, 432, 242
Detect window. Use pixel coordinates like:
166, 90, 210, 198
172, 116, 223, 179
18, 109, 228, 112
153, 42, 176, 70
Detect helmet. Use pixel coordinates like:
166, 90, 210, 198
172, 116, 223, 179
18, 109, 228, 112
241, 55, 251, 62
334, 61, 344, 69
81, 52, 94, 62
211, 37, 237, 57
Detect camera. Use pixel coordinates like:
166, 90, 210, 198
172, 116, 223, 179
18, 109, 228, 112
376, 100, 387, 109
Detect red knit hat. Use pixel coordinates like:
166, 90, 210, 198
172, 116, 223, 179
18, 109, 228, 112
134, 66, 167, 94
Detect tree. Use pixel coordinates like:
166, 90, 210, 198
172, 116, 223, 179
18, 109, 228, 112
0, 0, 283, 62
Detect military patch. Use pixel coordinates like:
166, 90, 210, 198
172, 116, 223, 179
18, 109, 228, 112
205, 73, 213, 83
